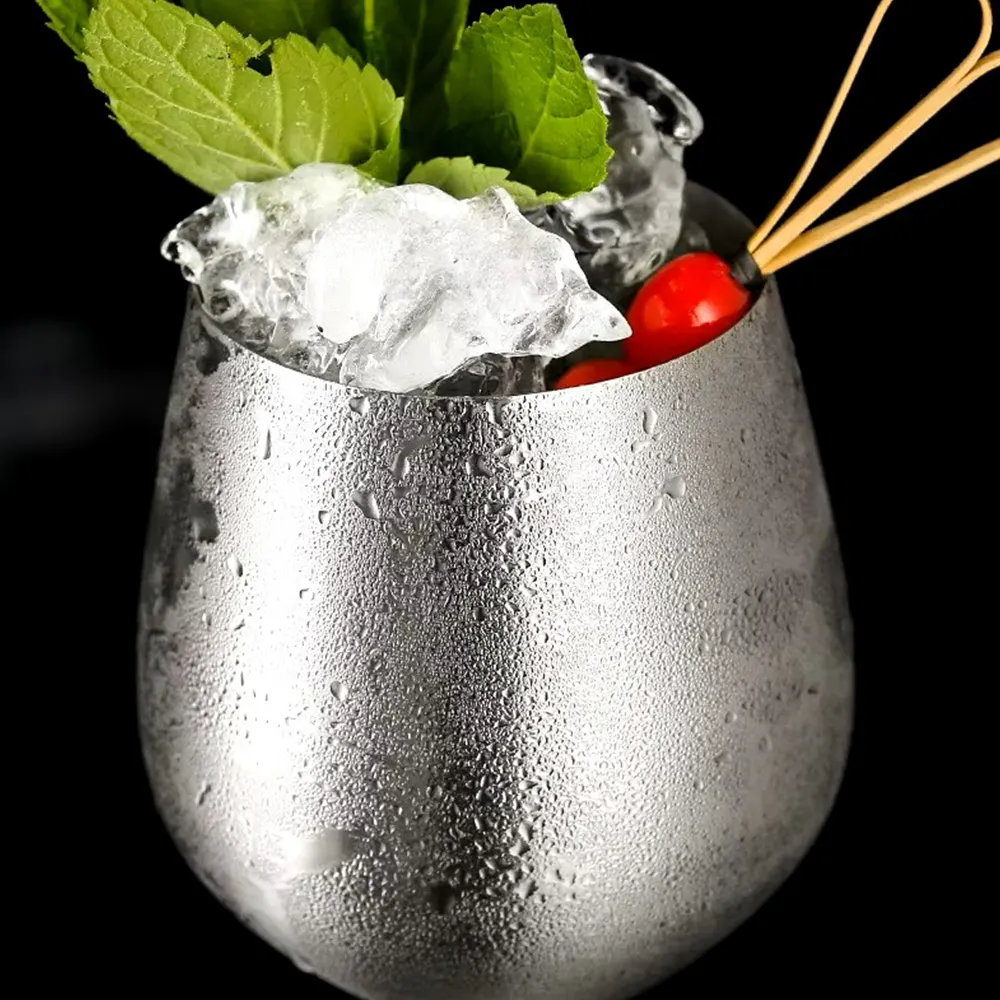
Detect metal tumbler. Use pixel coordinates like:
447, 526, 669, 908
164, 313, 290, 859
138, 182, 854, 1000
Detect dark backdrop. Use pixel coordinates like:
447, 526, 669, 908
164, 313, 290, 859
7, 0, 995, 992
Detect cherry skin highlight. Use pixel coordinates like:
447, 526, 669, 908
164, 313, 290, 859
624, 252, 753, 370
554, 357, 636, 389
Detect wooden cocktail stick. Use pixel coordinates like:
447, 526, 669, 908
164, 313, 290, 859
748, 0, 997, 274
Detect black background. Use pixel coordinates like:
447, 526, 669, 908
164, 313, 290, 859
7, 0, 996, 992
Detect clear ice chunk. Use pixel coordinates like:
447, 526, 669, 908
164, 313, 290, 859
530, 54, 705, 306
431, 354, 548, 397
162, 163, 628, 394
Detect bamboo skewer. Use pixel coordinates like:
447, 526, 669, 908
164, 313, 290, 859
746, 0, 897, 255
760, 139, 1000, 273
745, 0, 998, 277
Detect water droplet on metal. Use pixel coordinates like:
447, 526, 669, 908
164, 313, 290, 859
351, 490, 381, 521
348, 395, 370, 416
643, 407, 659, 435
465, 453, 491, 476
196, 782, 211, 806
513, 878, 537, 900
190, 500, 219, 543
227, 554, 243, 578
286, 827, 359, 874
318, 510, 331, 525
725, 711, 738, 724
257, 426, 271, 460
661, 475, 687, 499
299, 588, 313, 601
331, 681, 349, 703
390, 450, 411, 481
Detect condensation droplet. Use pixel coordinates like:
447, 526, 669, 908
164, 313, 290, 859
292, 955, 316, 975
196, 782, 211, 806
725, 711, 738, 724
257, 426, 271, 460
351, 490, 381, 521
348, 395, 370, 417
661, 475, 687, 499
513, 879, 537, 900
759, 735, 773, 752
331, 681, 349, 703
643, 406, 659, 435
190, 500, 218, 543
390, 450, 411, 480
473, 607, 487, 623
465, 453, 491, 477
318, 510, 331, 525
227, 554, 243, 578
299, 588, 313, 601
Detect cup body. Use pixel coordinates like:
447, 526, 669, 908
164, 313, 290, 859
139, 184, 853, 1000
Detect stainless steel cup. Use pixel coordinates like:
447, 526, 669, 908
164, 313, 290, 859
138, 183, 853, 1000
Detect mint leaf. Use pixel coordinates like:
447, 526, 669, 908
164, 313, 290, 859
317, 25, 363, 65
83, 0, 402, 193
180, 1, 334, 41
438, 4, 610, 199
36, 0, 93, 55
406, 156, 560, 209
333, 1, 469, 138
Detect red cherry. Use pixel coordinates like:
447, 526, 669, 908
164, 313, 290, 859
554, 357, 636, 389
624, 252, 753, 370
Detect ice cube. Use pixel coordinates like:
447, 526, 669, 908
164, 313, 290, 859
162, 163, 381, 363
531, 54, 705, 305
431, 354, 548, 397
163, 165, 627, 395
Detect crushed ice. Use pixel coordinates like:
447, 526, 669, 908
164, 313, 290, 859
163, 164, 628, 394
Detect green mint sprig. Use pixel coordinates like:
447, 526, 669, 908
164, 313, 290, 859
38, 0, 92, 54
35, 0, 612, 208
